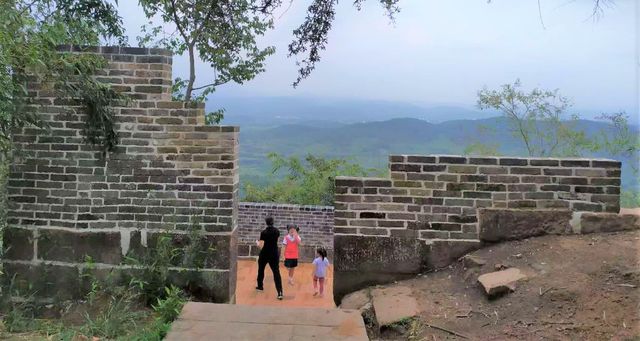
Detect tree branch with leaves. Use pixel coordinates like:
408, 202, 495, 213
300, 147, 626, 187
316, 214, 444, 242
476, 79, 591, 157
138, 0, 276, 123
1, 0, 128, 154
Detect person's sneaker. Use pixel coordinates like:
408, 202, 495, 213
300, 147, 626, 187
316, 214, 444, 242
255, 286, 264, 291
277, 293, 284, 300
313, 291, 318, 297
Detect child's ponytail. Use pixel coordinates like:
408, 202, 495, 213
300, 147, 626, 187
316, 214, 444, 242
317, 247, 327, 260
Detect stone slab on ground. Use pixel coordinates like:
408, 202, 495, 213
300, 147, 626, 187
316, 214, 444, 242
165, 302, 368, 341
340, 289, 371, 311
462, 254, 486, 268
477, 268, 527, 297
371, 286, 419, 326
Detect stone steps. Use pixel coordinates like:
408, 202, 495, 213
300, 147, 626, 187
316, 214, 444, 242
165, 302, 369, 341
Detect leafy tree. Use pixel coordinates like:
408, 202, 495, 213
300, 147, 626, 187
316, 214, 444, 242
475, 80, 638, 161
476, 79, 590, 157
287, 0, 400, 87
472, 80, 639, 207
138, 0, 276, 125
0, 0, 128, 153
620, 191, 640, 208
137, 0, 400, 123
243, 153, 380, 206
594, 112, 640, 172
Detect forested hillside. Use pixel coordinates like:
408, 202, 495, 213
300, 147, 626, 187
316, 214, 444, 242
240, 117, 639, 191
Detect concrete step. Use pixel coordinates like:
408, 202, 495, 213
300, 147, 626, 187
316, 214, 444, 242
166, 302, 369, 341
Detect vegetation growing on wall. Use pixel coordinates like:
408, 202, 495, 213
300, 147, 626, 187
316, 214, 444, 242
0, 217, 213, 339
0, 1, 129, 154
243, 153, 382, 206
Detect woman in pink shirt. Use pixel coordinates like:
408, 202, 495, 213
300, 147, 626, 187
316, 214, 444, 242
282, 224, 301, 285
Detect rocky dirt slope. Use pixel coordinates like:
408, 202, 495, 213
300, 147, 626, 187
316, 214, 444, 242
342, 230, 640, 340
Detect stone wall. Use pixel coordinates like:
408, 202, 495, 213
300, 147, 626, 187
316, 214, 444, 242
237, 202, 334, 261
333, 154, 621, 302
2, 46, 239, 303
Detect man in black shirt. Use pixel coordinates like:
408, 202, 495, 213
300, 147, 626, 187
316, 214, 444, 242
256, 216, 283, 299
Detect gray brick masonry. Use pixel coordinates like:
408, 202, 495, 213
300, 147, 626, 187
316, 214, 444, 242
333, 154, 622, 303
335, 155, 621, 241
3, 46, 239, 303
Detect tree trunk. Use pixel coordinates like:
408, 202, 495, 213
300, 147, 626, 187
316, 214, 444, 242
185, 43, 196, 101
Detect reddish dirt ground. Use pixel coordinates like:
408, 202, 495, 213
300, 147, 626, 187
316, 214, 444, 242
374, 230, 640, 340
235, 259, 335, 308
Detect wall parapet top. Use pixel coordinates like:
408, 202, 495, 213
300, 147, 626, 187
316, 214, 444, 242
389, 154, 620, 167
56, 45, 173, 56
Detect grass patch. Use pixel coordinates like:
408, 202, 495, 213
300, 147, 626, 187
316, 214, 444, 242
0, 285, 185, 340
0, 228, 194, 340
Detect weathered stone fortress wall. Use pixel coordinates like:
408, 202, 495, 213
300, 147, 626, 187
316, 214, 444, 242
333, 154, 621, 301
3, 46, 239, 303
237, 202, 334, 261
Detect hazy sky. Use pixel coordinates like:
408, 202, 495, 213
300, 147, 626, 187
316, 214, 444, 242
116, 0, 638, 116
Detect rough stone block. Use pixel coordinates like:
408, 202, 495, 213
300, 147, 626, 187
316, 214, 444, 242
2, 262, 81, 300
424, 240, 481, 269
333, 235, 428, 301
3, 227, 34, 261
579, 213, 640, 234
38, 229, 124, 264
478, 209, 572, 242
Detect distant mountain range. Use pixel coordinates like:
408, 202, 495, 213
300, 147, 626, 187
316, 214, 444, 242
203, 96, 637, 192
209, 96, 497, 125
238, 117, 639, 190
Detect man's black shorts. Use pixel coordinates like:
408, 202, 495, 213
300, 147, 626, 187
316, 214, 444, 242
284, 258, 298, 268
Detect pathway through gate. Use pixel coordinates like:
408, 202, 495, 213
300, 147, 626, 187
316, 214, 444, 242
235, 259, 335, 308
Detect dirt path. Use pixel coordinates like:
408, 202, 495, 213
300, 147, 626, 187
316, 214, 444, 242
369, 231, 640, 340
235, 259, 335, 308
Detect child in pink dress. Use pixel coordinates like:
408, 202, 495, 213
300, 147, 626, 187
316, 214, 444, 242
282, 225, 301, 285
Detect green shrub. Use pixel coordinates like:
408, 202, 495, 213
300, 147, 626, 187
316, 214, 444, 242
152, 285, 186, 324
621, 190, 640, 208
125, 216, 213, 304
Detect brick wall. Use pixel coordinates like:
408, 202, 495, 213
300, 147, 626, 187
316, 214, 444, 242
333, 154, 621, 302
2, 46, 239, 303
237, 202, 334, 261
336, 155, 621, 240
